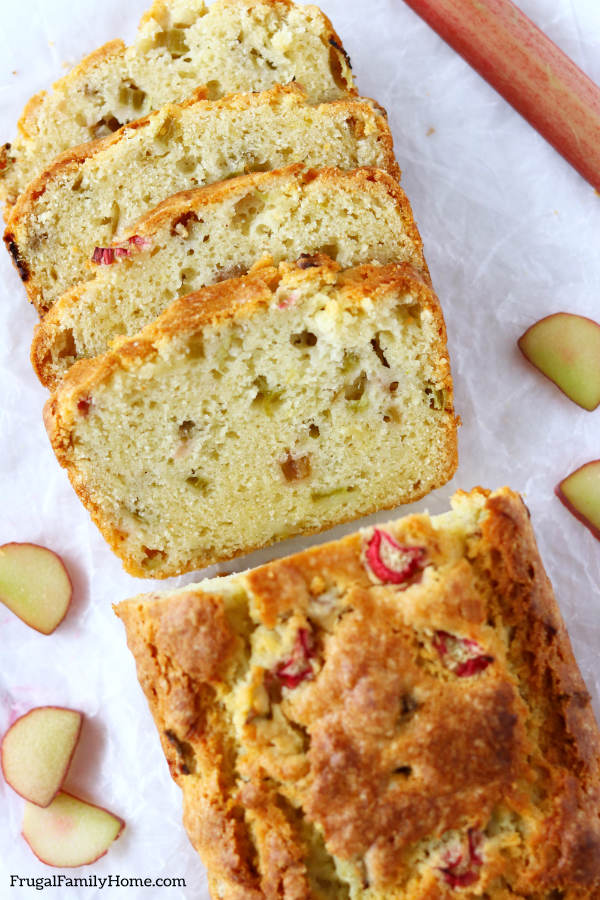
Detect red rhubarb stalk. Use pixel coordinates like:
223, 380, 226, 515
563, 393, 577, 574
402, 0, 600, 191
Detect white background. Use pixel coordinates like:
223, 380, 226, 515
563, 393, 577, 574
0, 0, 599, 896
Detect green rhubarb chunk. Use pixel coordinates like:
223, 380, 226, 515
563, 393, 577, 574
518, 313, 600, 411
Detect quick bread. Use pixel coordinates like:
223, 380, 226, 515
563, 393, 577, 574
43, 258, 456, 578
114, 486, 600, 898
0, 0, 355, 208
32, 166, 426, 389
6, 85, 398, 312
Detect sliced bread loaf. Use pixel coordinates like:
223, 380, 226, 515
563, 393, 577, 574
6, 85, 398, 312
32, 166, 427, 390
0, 0, 355, 207
44, 258, 456, 578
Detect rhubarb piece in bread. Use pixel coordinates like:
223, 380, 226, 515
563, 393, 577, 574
0, 0, 355, 208
7, 85, 398, 312
32, 166, 426, 389
114, 487, 600, 898
44, 258, 456, 578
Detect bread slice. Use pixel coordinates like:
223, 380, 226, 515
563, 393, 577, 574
6, 85, 398, 313
32, 166, 427, 390
0, 0, 355, 208
114, 486, 600, 898
44, 257, 456, 578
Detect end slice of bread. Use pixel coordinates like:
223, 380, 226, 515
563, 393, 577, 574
32, 166, 427, 389
7, 85, 398, 311
113, 486, 600, 897
0, 0, 355, 207
44, 257, 457, 578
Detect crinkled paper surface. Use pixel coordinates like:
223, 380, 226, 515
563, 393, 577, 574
1, 0, 599, 896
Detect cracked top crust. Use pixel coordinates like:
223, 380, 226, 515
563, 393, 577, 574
115, 487, 600, 899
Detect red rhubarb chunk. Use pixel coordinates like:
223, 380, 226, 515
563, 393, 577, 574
468, 829, 484, 866
439, 828, 484, 889
433, 630, 493, 677
91, 235, 150, 265
442, 869, 480, 889
77, 397, 92, 416
455, 656, 494, 678
274, 628, 315, 689
432, 630, 449, 656
127, 234, 151, 250
91, 246, 128, 265
365, 529, 426, 585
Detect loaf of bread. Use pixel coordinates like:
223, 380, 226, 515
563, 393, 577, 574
32, 166, 426, 389
0, 0, 355, 208
6, 85, 398, 313
44, 258, 456, 577
114, 486, 600, 898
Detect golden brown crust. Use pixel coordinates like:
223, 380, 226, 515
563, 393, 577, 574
114, 487, 600, 898
469, 489, 600, 890
43, 258, 456, 578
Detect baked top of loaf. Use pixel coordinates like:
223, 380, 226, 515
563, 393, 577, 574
6, 84, 397, 313
44, 257, 456, 578
32, 165, 426, 390
114, 486, 600, 898
0, 0, 355, 207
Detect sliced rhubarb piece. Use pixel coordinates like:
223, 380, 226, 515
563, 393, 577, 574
455, 656, 494, 677
364, 529, 426, 585
91, 246, 129, 265
22, 791, 124, 867
1, 707, 82, 807
0, 543, 72, 634
439, 828, 484, 888
274, 628, 316, 689
92, 234, 151, 264
556, 460, 600, 541
127, 235, 151, 249
518, 313, 600, 411
403, 0, 600, 192
433, 630, 493, 677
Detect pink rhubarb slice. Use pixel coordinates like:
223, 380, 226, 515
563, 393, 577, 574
439, 828, 484, 888
274, 628, 316, 689
518, 313, 600, 411
556, 460, 600, 541
433, 631, 493, 676
364, 529, 426, 585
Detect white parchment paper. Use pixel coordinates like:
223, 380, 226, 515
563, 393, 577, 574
1, 1, 599, 896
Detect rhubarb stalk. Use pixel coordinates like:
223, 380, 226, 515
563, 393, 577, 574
402, 0, 600, 191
